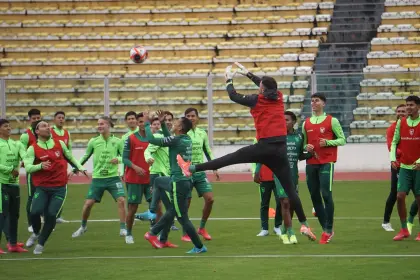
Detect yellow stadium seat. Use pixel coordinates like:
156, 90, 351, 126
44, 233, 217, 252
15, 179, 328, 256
28, 71, 42, 76
5, 20, 19, 25
87, 19, 102, 24
75, 7, 89, 12
403, 64, 419, 68
16, 58, 30, 63
11, 7, 25, 12
145, 70, 161, 75
45, 71, 60, 76
22, 20, 36, 25
51, 58, 65, 63
39, 20, 53, 25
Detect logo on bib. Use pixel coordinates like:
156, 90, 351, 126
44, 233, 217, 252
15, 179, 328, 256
320, 127, 325, 134
409, 129, 415, 136
55, 151, 61, 157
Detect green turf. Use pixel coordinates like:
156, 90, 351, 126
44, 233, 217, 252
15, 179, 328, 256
1, 181, 419, 280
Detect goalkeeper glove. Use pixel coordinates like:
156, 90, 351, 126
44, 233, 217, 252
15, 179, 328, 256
234, 62, 249, 75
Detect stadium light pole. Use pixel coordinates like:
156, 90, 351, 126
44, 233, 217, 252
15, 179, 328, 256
0, 79, 5, 118
206, 74, 214, 148
104, 77, 110, 117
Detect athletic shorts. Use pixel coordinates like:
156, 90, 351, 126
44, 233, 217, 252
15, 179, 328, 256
398, 168, 420, 195
126, 183, 151, 204
273, 176, 299, 199
87, 176, 125, 203
190, 172, 212, 198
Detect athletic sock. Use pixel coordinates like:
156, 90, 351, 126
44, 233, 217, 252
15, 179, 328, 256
189, 165, 196, 172
280, 225, 286, 233
300, 220, 309, 227
120, 222, 126, 230
81, 220, 87, 228
287, 227, 295, 236
199, 219, 206, 229
401, 220, 407, 229
408, 215, 415, 224
127, 229, 132, 236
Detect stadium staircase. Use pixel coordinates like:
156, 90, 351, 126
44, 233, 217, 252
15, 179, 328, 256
302, 0, 386, 137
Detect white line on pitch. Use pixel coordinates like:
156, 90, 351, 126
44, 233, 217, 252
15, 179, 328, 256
63, 217, 398, 223
1, 254, 420, 261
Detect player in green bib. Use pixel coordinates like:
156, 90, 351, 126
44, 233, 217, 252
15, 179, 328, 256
143, 111, 207, 253
0, 119, 28, 253
136, 113, 180, 230
120, 111, 139, 176
72, 116, 126, 238
183, 108, 219, 241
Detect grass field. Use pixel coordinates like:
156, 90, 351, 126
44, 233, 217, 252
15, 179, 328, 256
1, 181, 419, 280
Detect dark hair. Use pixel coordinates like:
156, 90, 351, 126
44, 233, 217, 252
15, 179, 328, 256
164, 111, 174, 119
396, 104, 406, 110
28, 109, 41, 117
136, 112, 144, 119
261, 76, 277, 90
0, 119, 9, 127
184, 108, 199, 116
125, 111, 137, 120
54, 111, 65, 118
99, 116, 114, 128
311, 93, 327, 103
31, 120, 44, 138
406, 95, 420, 105
151, 117, 160, 123
285, 111, 297, 122
180, 117, 192, 134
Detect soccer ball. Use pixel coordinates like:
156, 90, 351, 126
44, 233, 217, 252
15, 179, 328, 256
130, 46, 148, 63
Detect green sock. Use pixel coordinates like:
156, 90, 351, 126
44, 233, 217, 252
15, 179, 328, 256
408, 215, 415, 224
287, 227, 295, 235
280, 224, 286, 234
300, 220, 309, 227
127, 229, 132, 236
326, 228, 333, 234
120, 222, 126, 230
189, 165, 196, 172
401, 220, 407, 229
199, 219, 206, 229
81, 220, 87, 227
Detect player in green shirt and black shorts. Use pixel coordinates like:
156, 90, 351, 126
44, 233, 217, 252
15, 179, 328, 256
0, 119, 28, 253
72, 116, 127, 238
143, 111, 207, 253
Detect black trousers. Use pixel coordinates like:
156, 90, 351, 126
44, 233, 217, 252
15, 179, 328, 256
383, 166, 399, 223
195, 140, 307, 222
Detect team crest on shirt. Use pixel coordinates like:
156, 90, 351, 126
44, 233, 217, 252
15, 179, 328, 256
409, 129, 415, 136
320, 127, 325, 134
55, 151, 61, 158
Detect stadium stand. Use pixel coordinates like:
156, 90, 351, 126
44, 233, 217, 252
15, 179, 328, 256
0, 0, 334, 146
348, 0, 420, 143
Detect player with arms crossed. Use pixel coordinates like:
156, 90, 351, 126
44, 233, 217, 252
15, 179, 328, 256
302, 93, 345, 244
50, 111, 72, 224
123, 113, 151, 244
143, 111, 207, 253
391, 95, 420, 241
177, 62, 315, 240
72, 117, 126, 238
183, 107, 219, 241
0, 119, 27, 253
24, 120, 85, 254
20, 109, 41, 233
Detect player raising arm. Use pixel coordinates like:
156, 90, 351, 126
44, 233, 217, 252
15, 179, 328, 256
24, 121, 85, 254
72, 117, 126, 238
177, 62, 315, 240
143, 111, 207, 253
391, 95, 420, 241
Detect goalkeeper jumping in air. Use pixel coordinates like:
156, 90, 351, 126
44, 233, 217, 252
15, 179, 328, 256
178, 62, 316, 240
